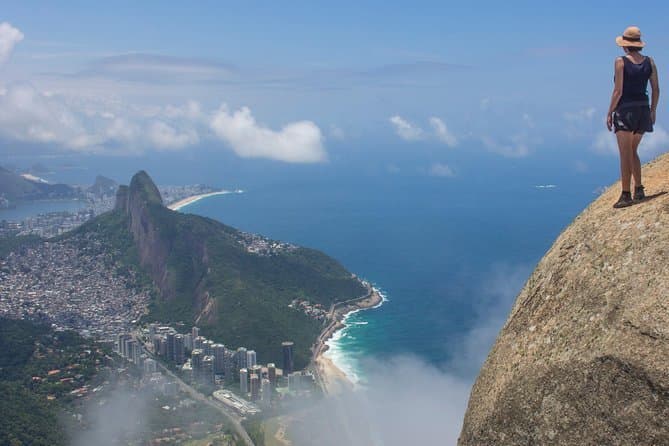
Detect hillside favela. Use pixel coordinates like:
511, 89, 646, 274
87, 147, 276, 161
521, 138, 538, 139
1, 4, 668, 446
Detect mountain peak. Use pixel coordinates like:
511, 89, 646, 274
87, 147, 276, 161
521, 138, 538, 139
129, 170, 163, 206
459, 153, 669, 445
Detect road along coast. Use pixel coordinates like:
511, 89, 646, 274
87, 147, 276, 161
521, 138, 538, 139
312, 283, 384, 394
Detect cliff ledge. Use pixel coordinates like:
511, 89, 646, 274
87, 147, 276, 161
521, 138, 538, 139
459, 153, 669, 446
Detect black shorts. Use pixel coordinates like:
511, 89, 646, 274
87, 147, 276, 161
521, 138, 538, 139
613, 106, 653, 134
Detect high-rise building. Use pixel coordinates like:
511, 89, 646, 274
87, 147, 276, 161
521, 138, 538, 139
246, 350, 257, 368
166, 332, 176, 362
240, 368, 249, 394
194, 336, 206, 351
203, 355, 215, 384
282, 341, 294, 375
174, 334, 185, 364
202, 339, 214, 356
192, 326, 199, 340
148, 323, 158, 338
250, 364, 262, 381
261, 378, 272, 406
250, 375, 260, 401
191, 349, 204, 371
117, 334, 131, 356
236, 347, 248, 370
158, 337, 167, 357
184, 333, 193, 351
213, 344, 226, 374
152, 336, 161, 355
224, 350, 235, 383
267, 363, 277, 387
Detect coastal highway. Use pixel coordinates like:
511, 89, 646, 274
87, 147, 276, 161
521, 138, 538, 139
134, 334, 255, 446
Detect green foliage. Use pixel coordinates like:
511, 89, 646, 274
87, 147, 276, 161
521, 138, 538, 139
0, 318, 107, 446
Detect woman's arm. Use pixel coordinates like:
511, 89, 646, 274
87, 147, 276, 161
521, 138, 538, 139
649, 57, 660, 124
607, 57, 625, 131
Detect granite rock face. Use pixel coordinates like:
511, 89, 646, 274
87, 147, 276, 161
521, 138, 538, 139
458, 154, 669, 446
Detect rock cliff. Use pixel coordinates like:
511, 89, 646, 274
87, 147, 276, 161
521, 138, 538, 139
459, 154, 669, 446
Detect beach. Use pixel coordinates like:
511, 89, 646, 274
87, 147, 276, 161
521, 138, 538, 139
167, 191, 232, 211
312, 285, 384, 394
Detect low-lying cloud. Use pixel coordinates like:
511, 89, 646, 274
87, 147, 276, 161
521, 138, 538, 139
291, 264, 530, 446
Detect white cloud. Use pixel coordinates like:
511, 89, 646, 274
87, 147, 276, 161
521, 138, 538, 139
389, 115, 424, 141
481, 135, 530, 158
429, 117, 457, 147
147, 120, 199, 150
428, 162, 455, 177
210, 104, 327, 163
391, 115, 458, 146
0, 22, 23, 64
593, 126, 669, 159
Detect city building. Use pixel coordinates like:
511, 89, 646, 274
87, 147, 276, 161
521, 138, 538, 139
166, 332, 176, 362
184, 333, 193, 351
236, 347, 248, 370
282, 341, 294, 375
213, 344, 226, 374
203, 355, 215, 384
203, 339, 214, 356
246, 350, 257, 368
267, 363, 277, 387
191, 349, 203, 373
174, 334, 185, 364
240, 368, 249, 394
261, 378, 272, 407
191, 326, 199, 340
250, 375, 260, 401
250, 364, 262, 381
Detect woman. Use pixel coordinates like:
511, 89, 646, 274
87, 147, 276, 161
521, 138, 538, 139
606, 26, 660, 208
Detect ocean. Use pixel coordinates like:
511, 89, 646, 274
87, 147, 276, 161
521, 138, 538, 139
9, 147, 622, 382
175, 157, 616, 383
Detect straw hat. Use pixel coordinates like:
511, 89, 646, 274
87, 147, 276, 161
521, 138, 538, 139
616, 26, 645, 47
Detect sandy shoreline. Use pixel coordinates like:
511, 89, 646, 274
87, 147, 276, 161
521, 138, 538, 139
313, 285, 384, 395
167, 191, 232, 211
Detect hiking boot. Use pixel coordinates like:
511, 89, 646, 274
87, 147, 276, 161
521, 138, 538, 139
613, 191, 633, 208
633, 185, 645, 202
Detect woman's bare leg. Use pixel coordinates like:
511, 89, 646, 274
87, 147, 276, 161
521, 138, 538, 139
631, 133, 643, 188
616, 131, 633, 192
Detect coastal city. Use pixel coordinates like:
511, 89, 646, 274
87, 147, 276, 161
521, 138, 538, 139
0, 180, 222, 238
0, 233, 151, 337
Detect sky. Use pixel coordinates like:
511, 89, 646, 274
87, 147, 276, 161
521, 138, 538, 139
0, 1, 668, 177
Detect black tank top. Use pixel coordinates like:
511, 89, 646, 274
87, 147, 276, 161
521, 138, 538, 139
617, 56, 652, 109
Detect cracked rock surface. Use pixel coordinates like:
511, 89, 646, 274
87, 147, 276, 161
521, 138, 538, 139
459, 153, 669, 446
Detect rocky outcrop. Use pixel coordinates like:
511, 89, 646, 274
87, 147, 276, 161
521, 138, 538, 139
459, 154, 669, 446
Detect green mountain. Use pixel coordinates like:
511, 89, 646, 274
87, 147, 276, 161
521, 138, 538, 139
0, 166, 80, 204
76, 170, 366, 368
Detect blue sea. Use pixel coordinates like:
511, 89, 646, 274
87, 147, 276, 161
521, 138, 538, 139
10, 146, 624, 382
173, 152, 619, 383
